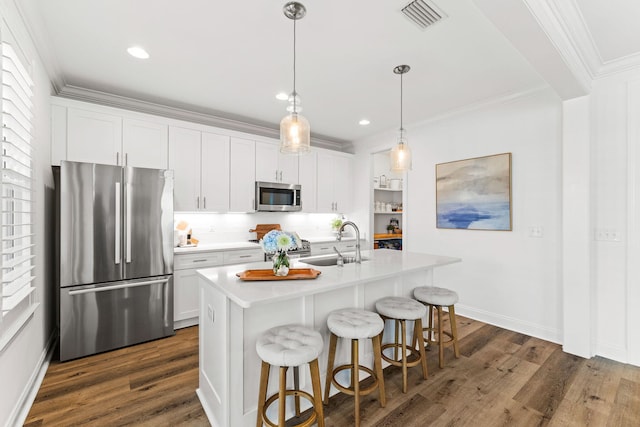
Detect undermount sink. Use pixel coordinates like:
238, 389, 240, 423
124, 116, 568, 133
298, 255, 369, 266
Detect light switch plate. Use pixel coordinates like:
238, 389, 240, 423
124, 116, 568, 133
595, 230, 621, 241
528, 226, 543, 238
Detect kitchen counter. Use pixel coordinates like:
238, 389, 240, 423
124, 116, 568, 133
196, 249, 460, 427
173, 241, 260, 254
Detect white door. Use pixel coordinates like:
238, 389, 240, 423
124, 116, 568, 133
278, 151, 299, 184
298, 150, 317, 212
333, 155, 351, 213
316, 151, 335, 213
169, 126, 201, 211
122, 119, 168, 169
67, 108, 122, 165
229, 137, 256, 212
255, 141, 279, 182
201, 132, 230, 212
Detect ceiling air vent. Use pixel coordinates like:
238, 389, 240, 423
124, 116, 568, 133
401, 0, 446, 30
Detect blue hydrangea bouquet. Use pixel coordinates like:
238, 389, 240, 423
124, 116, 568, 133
259, 230, 302, 276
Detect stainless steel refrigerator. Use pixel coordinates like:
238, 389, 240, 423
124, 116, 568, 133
55, 161, 174, 361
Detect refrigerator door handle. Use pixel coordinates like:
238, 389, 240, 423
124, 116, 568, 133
115, 182, 121, 264
68, 278, 169, 296
126, 181, 132, 263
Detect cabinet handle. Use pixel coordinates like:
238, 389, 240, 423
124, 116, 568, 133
279, 171, 283, 182
116, 152, 120, 166
191, 259, 208, 263
203, 197, 207, 209
125, 153, 128, 166
196, 196, 200, 209
275, 170, 279, 181
239, 255, 252, 258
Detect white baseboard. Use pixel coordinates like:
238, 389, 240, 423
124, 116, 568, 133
10, 330, 57, 427
456, 304, 563, 345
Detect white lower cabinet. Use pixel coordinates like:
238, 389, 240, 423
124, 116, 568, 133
310, 239, 359, 256
173, 247, 263, 328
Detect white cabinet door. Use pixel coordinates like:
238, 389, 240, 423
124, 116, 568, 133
316, 151, 335, 213
229, 137, 256, 212
279, 152, 299, 184
316, 151, 352, 213
255, 141, 279, 182
201, 132, 230, 212
122, 119, 168, 169
255, 141, 299, 183
298, 150, 317, 212
174, 268, 200, 323
169, 127, 201, 211
67, 108, 122, 165
333, 155, 351, 213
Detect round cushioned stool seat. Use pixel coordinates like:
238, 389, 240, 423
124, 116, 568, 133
256, 324, 323, 367
414, 286, 459, 306
376, 296, 426, 320
327, 308, 384, 339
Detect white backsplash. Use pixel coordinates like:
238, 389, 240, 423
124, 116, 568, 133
173, 212, 356, 243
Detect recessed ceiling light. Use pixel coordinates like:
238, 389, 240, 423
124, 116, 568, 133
127, 46, 149, 59
275, 92, 289, 101
359, 119, 371, 126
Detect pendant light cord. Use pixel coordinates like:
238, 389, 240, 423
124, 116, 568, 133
292, 17, 297, 113
400, 72, 404, 133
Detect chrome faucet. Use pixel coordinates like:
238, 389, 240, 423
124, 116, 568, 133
337, 221, 361, 264
332, 246, 344, 267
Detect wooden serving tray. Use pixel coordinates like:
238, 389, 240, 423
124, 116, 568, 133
236, 268, 321, 281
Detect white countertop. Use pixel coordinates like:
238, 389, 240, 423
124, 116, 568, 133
197, 249, 461, 308
174, 241, 261, 254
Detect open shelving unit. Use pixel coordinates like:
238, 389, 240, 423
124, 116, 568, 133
372, 151, 404, 250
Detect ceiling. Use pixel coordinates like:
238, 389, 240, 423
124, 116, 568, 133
17, 0, 640, 147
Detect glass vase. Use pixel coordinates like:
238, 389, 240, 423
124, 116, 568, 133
272, 251, 290, 276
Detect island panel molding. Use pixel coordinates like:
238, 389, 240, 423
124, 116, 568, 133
436, 152, 512, 231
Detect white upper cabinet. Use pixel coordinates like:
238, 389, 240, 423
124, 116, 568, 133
298, 150, 317, 213
201, 132, 230, 212
53, 100, 168, 169
229, 137, 256, 212
255, 140, 299, 184
317, 150, 352, 213
66, 108, 122, 165
122, 118, 168, 169
169, 127, 229, 212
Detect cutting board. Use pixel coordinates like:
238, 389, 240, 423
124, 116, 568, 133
249, 224, 281, 240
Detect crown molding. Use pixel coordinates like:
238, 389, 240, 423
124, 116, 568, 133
57, 85, 349, 152
523, 0, 593, 88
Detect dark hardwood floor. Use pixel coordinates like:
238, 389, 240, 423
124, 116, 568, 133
25, 317, 640, 426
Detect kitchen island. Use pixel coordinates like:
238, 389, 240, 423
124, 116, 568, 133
196, 249, 460, 427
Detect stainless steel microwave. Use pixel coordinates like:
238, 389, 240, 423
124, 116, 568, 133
255, 181, 302, 212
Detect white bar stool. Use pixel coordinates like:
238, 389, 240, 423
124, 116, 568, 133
324, 308, 386, 427
256, 324, 325, 427
375, 296, 428, 393
413, 286, 460, 368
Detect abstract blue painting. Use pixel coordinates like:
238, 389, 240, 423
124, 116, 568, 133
436, 153, 512, 230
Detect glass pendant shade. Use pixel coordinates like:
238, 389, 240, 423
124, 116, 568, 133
390, 129, 412, 171
280, 111, 310, 154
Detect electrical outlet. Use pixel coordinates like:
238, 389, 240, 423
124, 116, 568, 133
528, 226, 543, 238
595, 230, 622, 242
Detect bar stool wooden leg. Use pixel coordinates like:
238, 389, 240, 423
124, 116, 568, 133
371, 334, 386, 407
449, 305, 460, 358
323, 333, 338, 405
427, 305, 435, 344
293, 367, 301, 416
278, 367, 287, 426
256, 361, 270, 427
394, 319, 400, 361
437, 306, 445, 368
309, 359, 325, 427
400, 319, 408, 393
415, 318, 428, 379
352, 339, 361, 427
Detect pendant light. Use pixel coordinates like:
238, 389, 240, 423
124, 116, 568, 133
280, 2, 311, 154
390, 65, 412, 171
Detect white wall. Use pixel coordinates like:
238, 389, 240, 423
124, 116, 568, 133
353, 87, 564, 343
0, 1, 55, 426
